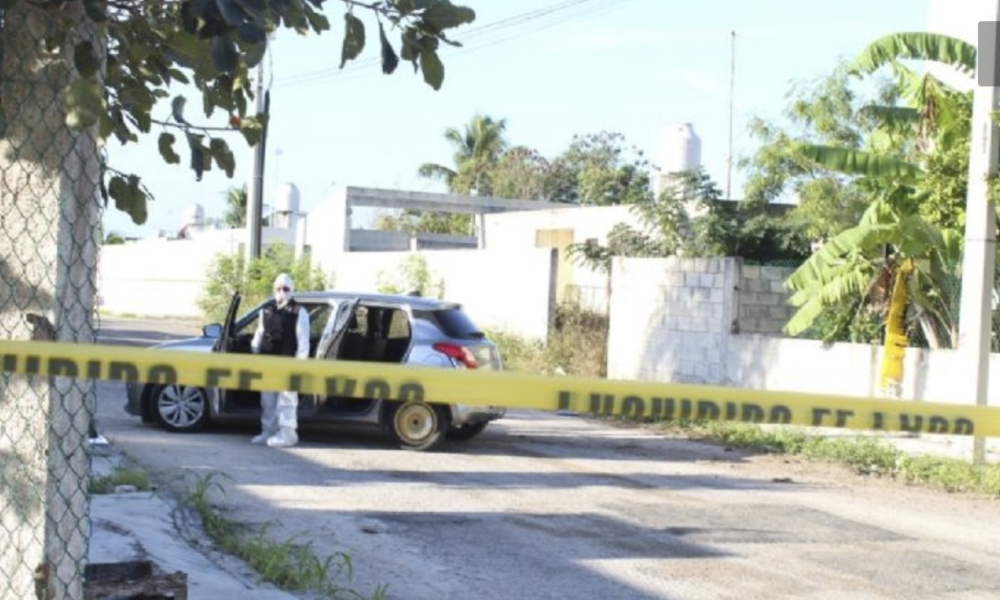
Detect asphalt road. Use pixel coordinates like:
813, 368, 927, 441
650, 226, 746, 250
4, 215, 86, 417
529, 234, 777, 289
95, 318, 1000, 600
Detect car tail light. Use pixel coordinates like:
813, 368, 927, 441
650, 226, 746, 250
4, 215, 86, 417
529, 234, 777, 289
433, 343, 477, 369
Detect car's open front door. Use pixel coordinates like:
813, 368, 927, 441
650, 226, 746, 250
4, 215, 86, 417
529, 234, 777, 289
212, 292, 241, 353
210, 292, 243, 416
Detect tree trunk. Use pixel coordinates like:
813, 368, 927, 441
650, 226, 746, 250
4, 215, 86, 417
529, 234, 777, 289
0, 4, 101, 600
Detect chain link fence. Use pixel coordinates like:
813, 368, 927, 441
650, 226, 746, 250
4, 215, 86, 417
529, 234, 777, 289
1, 5, 102, 600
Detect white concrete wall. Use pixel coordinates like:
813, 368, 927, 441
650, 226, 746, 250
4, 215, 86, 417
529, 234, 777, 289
97, 227, 295, 317
483, 204, 641, 250
608, 256, 1000, 407
328, 247, 556, 340
484, 204, 645, 314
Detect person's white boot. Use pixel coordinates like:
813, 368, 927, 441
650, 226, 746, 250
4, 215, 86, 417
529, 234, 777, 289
251, 429, 277, 445
266, 427, 298, 448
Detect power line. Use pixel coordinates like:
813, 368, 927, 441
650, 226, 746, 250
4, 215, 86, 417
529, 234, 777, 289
274, 0, 634, 89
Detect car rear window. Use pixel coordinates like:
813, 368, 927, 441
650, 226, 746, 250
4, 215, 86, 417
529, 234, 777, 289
420, 308, 484, 340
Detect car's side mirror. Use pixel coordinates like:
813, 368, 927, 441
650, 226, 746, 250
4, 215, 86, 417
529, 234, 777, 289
203, 323, 223, 338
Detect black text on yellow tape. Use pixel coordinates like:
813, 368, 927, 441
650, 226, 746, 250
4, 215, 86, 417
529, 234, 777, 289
2, 340, 999, 437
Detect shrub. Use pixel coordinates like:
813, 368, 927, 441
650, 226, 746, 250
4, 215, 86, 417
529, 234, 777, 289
376, 254, 445, 298
485, 302, 608, 377
198, 245, 327, 323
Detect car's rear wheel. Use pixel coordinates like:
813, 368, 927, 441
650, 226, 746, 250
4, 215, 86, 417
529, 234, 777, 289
446, 421, 489, 441
148, 384, 210, 432
388, 401, 447, 451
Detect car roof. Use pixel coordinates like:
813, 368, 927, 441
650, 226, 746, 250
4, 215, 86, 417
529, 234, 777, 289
290, 290, 461, 311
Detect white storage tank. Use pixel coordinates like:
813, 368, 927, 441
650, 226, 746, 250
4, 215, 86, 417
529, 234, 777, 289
653, 123, 702, 197
182, 203, 204, 228
271, 182, 301, 229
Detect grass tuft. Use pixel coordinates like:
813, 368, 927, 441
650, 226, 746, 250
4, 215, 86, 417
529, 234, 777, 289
89, 467, 152, 494
183, 472, 387, 599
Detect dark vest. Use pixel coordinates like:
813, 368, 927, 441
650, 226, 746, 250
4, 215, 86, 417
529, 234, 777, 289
259, 300, 300, 357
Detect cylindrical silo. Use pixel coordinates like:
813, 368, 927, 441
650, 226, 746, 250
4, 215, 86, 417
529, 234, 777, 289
653, 123, 702, 197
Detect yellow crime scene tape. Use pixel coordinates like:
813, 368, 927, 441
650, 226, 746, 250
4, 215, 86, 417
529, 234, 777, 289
2, 339, 999, 437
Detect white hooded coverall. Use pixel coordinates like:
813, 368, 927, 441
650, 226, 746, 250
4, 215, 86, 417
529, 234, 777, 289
250, 274, 310, 447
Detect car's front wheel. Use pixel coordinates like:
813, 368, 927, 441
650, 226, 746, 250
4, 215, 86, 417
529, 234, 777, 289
387, 401, 447, 451
148, 384, 210, 433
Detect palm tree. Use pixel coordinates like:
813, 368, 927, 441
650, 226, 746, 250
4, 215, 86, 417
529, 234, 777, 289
222, 185, 248, 228
785, 32, 976, 354
418, 114, 508, 196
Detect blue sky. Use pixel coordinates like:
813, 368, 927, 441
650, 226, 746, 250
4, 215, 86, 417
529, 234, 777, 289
104, 0, 931, 238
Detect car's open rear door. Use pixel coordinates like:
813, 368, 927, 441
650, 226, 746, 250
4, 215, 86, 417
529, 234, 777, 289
316, 297, 360, 360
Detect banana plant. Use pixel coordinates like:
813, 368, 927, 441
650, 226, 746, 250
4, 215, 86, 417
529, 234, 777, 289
785, 192, 962, 347
784, 32, 974, 348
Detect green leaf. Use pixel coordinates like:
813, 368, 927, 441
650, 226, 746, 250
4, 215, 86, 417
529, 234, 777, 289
237, 23, 267, 45
108, 176, 130, 211
83, 0, 107, 22
852, 32, 976, 77
98, 112, 114, 141
158, 132, 181, 164
379, 22, 399, 75
168, 68, 191, 84
212, 35, 240, 73
187, 133, 208, 181
422, 1, 475, 32
858, 105, 920, 130
107, 175, 147, 224
305, 8, 331, 33
341, 13, 366, 68
243, 40, 267, 68
64, 78, 104, 130
419, 47, 444, 90
400, 28, 421, 63
216, 0, 244, 25
238, 114, 267, 146
74, 41, 100, 78
800, 144, 923, 184
210, 137, 236, 178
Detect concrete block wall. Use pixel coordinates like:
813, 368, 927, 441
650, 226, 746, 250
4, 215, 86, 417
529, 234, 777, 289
608, 255, 1000, 407
737, 263, 797, 335
608, 256, 736, 383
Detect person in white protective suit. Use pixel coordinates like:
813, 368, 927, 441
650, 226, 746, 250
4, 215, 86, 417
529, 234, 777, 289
250, 273, 310, 447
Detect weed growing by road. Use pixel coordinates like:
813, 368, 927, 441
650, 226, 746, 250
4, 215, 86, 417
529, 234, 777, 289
656, 420, 1000, 495
183, 472, 387, 600
485, 302, 607, 377
89, 467, 152, 494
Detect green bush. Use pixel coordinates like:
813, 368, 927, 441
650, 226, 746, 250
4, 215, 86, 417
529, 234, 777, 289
198, 245, 327, 323
482, 327, 545, 373
376, 254, 445, 298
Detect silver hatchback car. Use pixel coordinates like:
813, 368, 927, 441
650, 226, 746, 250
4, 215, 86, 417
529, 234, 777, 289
124, 291, 506, 450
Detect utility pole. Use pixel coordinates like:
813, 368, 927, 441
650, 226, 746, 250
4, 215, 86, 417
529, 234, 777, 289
726, 30, 736, 200
958, 11, 1000, 464
246, 60, 270, 262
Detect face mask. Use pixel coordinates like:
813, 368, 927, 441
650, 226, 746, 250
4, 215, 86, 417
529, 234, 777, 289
274, 287, 292, 305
